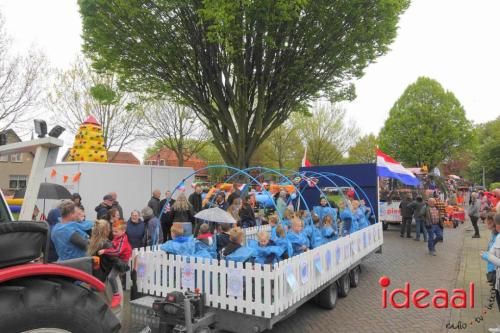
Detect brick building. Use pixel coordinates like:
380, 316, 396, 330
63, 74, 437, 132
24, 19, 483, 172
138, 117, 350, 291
144, 148, 208, 180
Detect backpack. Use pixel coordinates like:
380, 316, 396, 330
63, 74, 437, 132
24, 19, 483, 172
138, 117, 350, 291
417, 203, 427, 218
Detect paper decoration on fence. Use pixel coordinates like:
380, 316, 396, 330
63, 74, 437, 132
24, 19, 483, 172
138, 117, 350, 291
300, 261, 309, 284
351, 240, 357, 255
344, 243, 350, 260
63, 175, 68, 183
50, 168, 57, 178
286, 265, 298, 292
227, 268, 243, 298
325, 249, 332, 271
363, 232, 368, 248
72, 171, 82, 183
137, 254, 146, 278
67, 115, 108, 162
181, 263, 195, 290
357, 237, 362, 252
335, 246, 341, 264
373, 228, 377, 242
313, 253, 323, 274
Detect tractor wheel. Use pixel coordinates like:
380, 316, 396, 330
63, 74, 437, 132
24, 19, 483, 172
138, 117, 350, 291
0, 277, 120, 333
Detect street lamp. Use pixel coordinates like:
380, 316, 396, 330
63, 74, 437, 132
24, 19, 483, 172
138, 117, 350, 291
34, 119, 47, 138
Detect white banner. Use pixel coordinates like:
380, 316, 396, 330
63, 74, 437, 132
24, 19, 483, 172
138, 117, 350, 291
379, 201, 402, 222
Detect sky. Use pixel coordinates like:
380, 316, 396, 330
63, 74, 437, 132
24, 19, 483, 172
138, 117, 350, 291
0, 0, 498, 158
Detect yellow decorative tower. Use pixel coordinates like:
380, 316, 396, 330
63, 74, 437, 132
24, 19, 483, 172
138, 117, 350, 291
68, 115, 108, 162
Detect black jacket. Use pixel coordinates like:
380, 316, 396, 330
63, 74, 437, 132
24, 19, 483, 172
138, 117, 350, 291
239, 203, 256, 228
95, 203, 111, 219
399, 199, 414, 218
170, 209, 194, 223
148, 197, 161, 217
188, 192, 203, 214
112, 201, 124, 219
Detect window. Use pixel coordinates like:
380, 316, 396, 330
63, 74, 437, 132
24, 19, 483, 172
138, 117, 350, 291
10, 153, 22, 163
9, 175, 27, 190
0, 154, 7, 162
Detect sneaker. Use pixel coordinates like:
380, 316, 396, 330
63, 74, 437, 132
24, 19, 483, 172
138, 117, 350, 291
472, 235, 480, 238
430, 251, 436, 256
406, 235, 412, 238
400, 234, 404, 238
111, 294, 121, 308
414, 238, 420, 241
488, 327, 500, 333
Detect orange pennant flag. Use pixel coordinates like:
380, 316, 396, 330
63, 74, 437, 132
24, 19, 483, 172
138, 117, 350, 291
72, 172, 82, 183
50, 169, 57, 178
63, 175, 68, 183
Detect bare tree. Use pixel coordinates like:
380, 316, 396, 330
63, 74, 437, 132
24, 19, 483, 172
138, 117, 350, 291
0, 16, 47, 132
47, 57, 142, 157
293, 103, 359, 165
142, 100, 210, 166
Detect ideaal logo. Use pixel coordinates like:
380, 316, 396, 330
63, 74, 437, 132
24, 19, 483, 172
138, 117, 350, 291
379, 276, 474, 309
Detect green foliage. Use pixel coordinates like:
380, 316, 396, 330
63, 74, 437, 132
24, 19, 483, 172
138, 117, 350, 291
379, 77, 473, 170
78, 0, 409, 167
293, 104, 358, 166
490, 182, 500, 191
346, 134, 377, 164
89, 83, 118, 105
467, 117, 500, 186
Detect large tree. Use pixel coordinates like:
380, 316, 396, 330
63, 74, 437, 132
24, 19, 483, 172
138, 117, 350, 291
258, 121, 302, 169
294, 104, 358, 166
141, 100, 210, 166
346, 134, 377, 164
0, 15, 46, 131
379, 77, 473, 170
47, 57, 142, 156
467, 117, 500, 186
79, 0, 409, 168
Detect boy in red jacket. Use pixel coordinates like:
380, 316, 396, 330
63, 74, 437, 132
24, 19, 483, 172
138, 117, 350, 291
98, 220, 132, 307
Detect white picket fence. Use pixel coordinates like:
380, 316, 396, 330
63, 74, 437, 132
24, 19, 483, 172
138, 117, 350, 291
131, 223, 383, 318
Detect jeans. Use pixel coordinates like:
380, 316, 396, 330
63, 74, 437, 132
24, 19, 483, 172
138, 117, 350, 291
427, 224, 443, 252
400, 217, 412, 237
470, 215, 480, 236
415, 218, 428, 241
109, 267, 120, 294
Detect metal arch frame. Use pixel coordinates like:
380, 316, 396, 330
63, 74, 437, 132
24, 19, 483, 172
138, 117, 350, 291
165, 165, 280, 221
307, 171, 377, 222
217, 166, 313, 219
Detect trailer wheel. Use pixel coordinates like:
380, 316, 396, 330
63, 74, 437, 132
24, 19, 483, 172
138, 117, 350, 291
338, 274, 350, 297
0, 277, 120, 333
349, 266, 360, 288
315, 283, 338, 309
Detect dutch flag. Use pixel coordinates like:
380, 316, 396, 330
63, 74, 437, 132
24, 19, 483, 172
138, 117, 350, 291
376, 148, 420, 186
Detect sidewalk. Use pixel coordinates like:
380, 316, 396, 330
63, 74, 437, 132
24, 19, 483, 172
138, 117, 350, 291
446, 221, 499, 332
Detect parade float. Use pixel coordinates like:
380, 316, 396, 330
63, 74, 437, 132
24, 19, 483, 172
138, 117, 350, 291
128, 165, 383, 333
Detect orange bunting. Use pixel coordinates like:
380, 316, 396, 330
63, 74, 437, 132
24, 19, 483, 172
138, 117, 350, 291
50, 169, 57, 178
72, 172, 82, 183
63, 175, 69, 183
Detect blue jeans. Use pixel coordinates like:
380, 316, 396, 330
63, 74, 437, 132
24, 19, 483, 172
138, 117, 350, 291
415, 218, 428, 241
427, 224, 443, 252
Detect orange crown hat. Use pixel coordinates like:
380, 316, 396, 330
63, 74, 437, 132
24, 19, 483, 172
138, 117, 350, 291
112, 219, 127, 230
83, 115, 99, 125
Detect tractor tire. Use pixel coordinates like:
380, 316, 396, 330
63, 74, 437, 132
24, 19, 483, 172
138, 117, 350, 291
0, 277, 120, 333
338, 274, 350, 298
315, 283, 338, 309
349, 266, 360, 288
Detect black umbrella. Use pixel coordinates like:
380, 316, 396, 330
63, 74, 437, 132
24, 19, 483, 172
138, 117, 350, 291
14, 183, 72, 200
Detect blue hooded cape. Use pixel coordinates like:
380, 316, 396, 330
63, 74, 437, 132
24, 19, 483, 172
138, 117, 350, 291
160, 236, 195, 256
355, 207, 369, 230
313, 206, 338, 225
322, 225, 337, 242
309, 225, 325, 249
224, 246, 255, 263
247, 239, 285, 264
194, 239, 217, 259
340, 209, 354, 235
286, 231, 309, 256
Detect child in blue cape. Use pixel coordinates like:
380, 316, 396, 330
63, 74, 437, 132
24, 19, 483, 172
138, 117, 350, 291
313, 197, 338, 226
273, 224, 293, 259
281, 208, 294, 230
322, 215, 337, 242
360, 199, 375, 225
194, 223, 217, 259
248, 231, 285, 264
220, 227, 255, 263
339, 201, 354, 236
160, 223, 195, 256
309, 214, 325, 249
352, 200, 369, 230
286, 217, 309, 256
